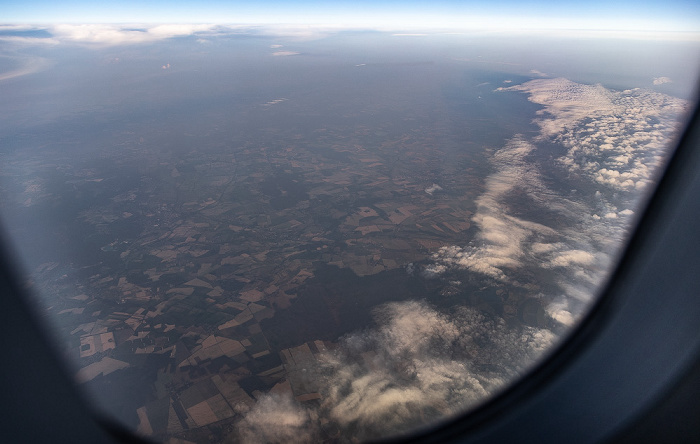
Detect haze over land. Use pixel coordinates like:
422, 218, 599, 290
0, 21, 696, 443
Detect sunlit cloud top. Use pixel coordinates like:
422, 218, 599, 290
1, 0, 699, 34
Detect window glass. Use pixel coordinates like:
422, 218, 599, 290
0, 4, 698, 443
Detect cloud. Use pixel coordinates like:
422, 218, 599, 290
0, 56, 52, 82
262, 98, 289, 107
272, 50, 300, 56
234, 300, 556, 441
235, 393, 319, 444
48, 24, 217, 46
511, 78, 688, 193
427, 136, 608, 322
548, 250, 596, 268
546, 298, 575, 327
506, 78, 618, 138
428, 78, 689, 331
323, 301, 557, 438
1, 24, 344, 48
653, 76, 672, 85
429, 136, 583, 284
0, 24, 41, 31
421, 263, 447, 278
0, 36, 59, 46
425, 183, 443, 195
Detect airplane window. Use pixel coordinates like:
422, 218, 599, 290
0, 2, 699, 443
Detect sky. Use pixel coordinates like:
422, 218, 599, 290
2, 0, 700, 33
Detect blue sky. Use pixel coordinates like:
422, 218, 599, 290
2, 0, 699, 32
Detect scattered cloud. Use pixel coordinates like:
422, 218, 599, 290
262, 98, 288, 107
424, 183, 443, 195
506, 78, 617, 138
431, 78, 688, 329
429, 136, 584, 284
147, 24, 213, 38
546, 298, 575, 327
512, 79, 688, 192
234, 300, 556, 441
0, 24, 357, 48
272, 50, 300, 56
235, 393, 319, 444
653, 76, 673, 85
548, 250, 596, 268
